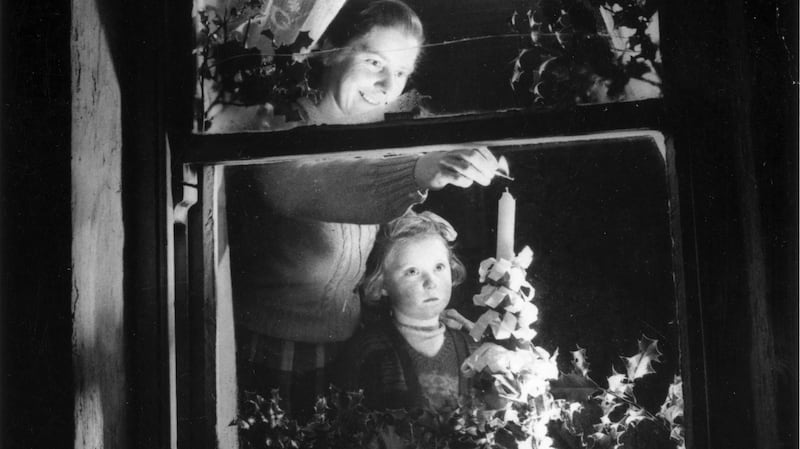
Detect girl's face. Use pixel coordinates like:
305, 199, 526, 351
381, 235, 452, 321
319, 26, 420, 123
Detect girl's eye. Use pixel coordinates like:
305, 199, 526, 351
395, 71, 406, 79
435, 263, 447, 271
366, 58, 383, 69
404, 268, 419, 276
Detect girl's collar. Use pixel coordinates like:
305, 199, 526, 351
393, 318, 443, 333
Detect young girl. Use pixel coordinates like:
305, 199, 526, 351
338, 210, 476, 411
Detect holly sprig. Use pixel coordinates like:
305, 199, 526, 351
508, 0, 662, 107
195, 2, 316, 130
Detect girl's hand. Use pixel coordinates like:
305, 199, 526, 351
414, 147, 500, 190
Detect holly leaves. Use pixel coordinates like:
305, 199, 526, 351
509, 0, 662, 106
197, 6, 316, 129
571, 346, 591, 377
235, 336, 681, 449
551, 337, 662, 408
622, 336, 662, 381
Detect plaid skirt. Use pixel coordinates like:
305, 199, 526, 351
236, 327, 345, 419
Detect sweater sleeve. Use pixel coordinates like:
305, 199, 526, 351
226, 156, 427, 224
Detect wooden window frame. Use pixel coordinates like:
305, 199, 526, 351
168, 99, 709, 449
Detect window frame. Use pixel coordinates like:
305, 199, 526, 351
172, 118, 707, 449
181, 100, 667, 165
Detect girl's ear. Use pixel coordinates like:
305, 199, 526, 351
365, 272, 386, 303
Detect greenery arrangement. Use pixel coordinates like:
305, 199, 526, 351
232, 344, 684, 449
508, 0, 662, 106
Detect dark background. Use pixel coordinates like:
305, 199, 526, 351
1, 1, 797, 449
407, 0, 524, 113
1, 1, 74, 448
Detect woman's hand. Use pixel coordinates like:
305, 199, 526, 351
414, 147, 500, 190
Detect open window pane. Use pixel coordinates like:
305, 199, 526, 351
190, 130, 686, 447
193, 0, 662, 133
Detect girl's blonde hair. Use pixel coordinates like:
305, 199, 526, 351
361, 210, 466, 306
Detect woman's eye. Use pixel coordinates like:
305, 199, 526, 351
405, 268, 419, 276
366, 58, 383, 69
435, 263, 447, 271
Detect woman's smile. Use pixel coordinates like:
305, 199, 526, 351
359, 90, 384, 105
318, 26, 420, 122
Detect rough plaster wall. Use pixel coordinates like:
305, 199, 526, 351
71, 0, 126, 448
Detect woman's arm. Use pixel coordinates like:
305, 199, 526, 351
226, 156, 424, 224
225, 147, 501, 224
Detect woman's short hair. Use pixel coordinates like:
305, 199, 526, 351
323, 0, 425, 48
360, 210, 466, 307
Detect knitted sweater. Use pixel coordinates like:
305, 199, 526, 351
338, 320, 474, 410
226, 156, 426, 343
406, 330, 461, 410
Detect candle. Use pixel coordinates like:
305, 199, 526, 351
496, 188, 516, 260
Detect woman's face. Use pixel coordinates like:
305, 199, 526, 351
319, 26, 420, 123
381, 235, 452, 321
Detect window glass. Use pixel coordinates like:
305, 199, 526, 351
194, 0, 662, 133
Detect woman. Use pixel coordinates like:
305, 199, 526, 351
208, 0, 426, 131
225, 0, 500, 416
